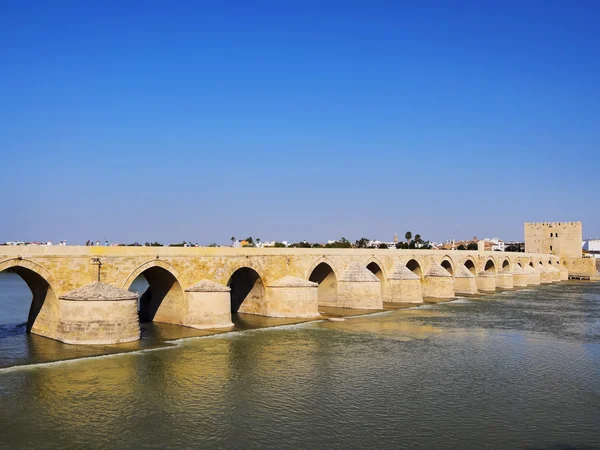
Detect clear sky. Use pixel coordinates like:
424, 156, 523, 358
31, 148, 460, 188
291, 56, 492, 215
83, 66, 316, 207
1, 1, 599, 245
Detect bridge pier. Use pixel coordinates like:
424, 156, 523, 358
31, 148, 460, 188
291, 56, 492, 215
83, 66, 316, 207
538, 265, 553, 284
422, 262, 455, 299
57, 282, 140, 345
523, 265, 541, 285
548, 265, 561, 282
265, 276, 319, 317
183, 280, 234, 329
453, 265, 478, 294
495, 272, 514, 289
384, 262, 423, 303
337, 262, 382, 309
559, 265, 569, 281
511, 265, 528, 287
476, 272, 496, 292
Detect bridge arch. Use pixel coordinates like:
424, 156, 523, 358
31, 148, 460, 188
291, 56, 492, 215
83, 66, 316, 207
366, 257, 386, 297
123, 260, 184, 323
463, 256, 477, 276
405, 259, 423, 279
0, 258, 60, 335
308, 258, 338, 306
227, 267, 265, 314
440, 256, 454, 275
483, 258, 496, 274
501, 258, 511, 272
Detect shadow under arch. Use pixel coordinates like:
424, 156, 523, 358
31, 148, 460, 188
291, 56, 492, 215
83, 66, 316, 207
0, 258, 59, 336
366, 259, 385, 296
227, 267, 265, 314
501, 259, 511, 272
440, 258, 454, 275
406, 259, 423, 279
124, 261, 184, 323
308, 261, 338, 306
464, 258, 477, 276
484, 259, 496, 274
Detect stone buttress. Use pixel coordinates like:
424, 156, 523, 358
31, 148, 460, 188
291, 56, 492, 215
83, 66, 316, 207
422, 262, 455, 299
454, 264, 478, 295
385, 262, 423, 303
337, 262, 382, 309
523, 265, 541, 285
184, 280, 234, 329
495, 269, 514, 289
265, 276, 319, 318
58, 282, 140, 345
476, 270, 496, 292
510, 264, 528, 287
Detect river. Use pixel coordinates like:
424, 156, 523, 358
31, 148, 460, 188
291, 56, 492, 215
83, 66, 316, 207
0, 272, 599, 449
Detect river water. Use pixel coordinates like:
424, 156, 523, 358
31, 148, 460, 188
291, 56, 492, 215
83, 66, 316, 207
0, 272, 599, 449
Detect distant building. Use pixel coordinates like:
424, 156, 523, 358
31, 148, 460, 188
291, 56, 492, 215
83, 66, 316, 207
582, 239, 600, 258
260, 240, 289, 247
367, 240, 396, 248
483, 238, 505, 252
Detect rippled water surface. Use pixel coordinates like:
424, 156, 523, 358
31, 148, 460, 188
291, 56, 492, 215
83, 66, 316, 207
1, 273, 599, 449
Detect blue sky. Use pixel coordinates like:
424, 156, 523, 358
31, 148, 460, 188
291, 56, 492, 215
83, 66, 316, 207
1, 1, 599, 244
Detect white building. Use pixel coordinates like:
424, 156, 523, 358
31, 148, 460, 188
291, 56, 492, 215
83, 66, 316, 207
483, 237, 505, 252
582, 239, 600, 257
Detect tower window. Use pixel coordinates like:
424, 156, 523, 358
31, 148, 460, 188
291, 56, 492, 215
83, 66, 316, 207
550, 233, 553, 237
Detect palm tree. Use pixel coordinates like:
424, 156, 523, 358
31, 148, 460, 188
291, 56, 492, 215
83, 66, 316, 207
256, 238, 261, 246
415, 234, 421, 245
405, 231, 412, 246
230, 236, 235, 246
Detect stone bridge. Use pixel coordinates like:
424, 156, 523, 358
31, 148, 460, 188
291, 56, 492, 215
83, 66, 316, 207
0, 246, 577, 345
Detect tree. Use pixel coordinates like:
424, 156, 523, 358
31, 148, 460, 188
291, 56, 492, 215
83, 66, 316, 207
274, 242, 286, 248
355, 237, 370, 248
230, 236, 235, 246
457, 244, 466, 250
405, 231, 412, 246
256, 238, 260, 245
414, 234, 421, 244
245, 237, 253, 245
467, 242, 478, 251
378, 243, 388, 249
420, 241, 433, 250
325, 238, 352, 249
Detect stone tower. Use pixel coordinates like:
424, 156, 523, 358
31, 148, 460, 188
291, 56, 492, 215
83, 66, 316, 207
524, 222, 582, 258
